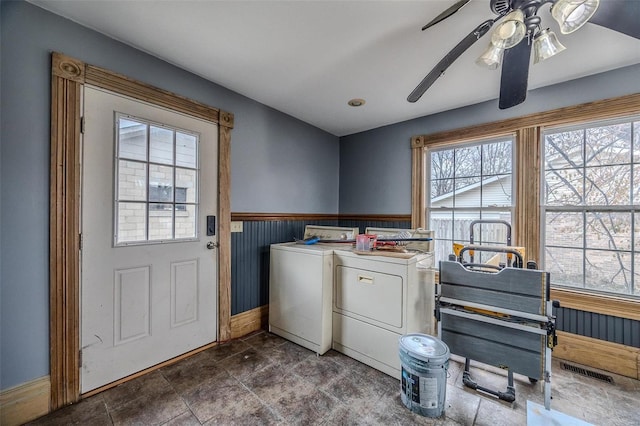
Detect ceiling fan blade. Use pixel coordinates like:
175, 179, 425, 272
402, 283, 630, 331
408, 19, 495, 103
421, 0, 472, 31
588, 0, 640, 39
498, 38, 533, 110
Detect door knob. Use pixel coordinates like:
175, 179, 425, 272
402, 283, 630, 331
206, 241, 218, 250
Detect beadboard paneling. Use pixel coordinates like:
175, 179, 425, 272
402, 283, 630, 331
230, 217, 339, 315
555, 307, 640, 348
230, 214, 639, 349
229, 215, 410, 315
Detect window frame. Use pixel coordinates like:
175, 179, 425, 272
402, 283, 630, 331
113, 112, 201, 246
541, 116, 639, 297
411, 93, 640, 321
425, 135, 516, 265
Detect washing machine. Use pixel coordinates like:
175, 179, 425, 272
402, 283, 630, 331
268, 225, 358, 354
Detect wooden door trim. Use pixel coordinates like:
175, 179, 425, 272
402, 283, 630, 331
49, 52, 233, 409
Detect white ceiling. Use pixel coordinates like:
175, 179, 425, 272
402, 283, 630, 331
30, 0, 640, 136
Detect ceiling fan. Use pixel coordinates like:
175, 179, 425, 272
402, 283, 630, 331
408, 0, 640, 109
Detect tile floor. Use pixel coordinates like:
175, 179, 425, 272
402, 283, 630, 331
29, 331, 639, 425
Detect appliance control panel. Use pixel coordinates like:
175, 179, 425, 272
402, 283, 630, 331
303, 225, 359, 241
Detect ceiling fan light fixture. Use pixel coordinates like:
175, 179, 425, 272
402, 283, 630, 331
551, 0, 600, 34
533, 28, 566, 63
491, 9, 526, 49
476, 42, 504, 69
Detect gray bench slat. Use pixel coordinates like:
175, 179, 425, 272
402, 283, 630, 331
439, 261, 549, 315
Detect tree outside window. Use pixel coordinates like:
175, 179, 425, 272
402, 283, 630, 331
428, 137, 514, 265
543, 117, 640, 296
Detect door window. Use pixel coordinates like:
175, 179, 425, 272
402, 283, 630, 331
115, 113, 199, 245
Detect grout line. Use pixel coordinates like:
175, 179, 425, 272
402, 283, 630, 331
235, 375, 287, 424
472, 398, 482, 426
179, 394, 204, 425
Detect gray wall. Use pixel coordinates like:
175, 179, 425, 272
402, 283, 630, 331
339, 63, 640, 214
0, 1, 338, 390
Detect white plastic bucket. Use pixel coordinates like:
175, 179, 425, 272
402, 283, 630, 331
399, 333, 450, 417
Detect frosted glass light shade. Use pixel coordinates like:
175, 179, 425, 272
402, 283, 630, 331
476, 43, 504, 69
551, 0, 600, 34
534, 29, 566, 63
491, 10, 526, 49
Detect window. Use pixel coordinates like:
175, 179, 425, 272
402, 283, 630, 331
115, 114, 199, 245
542, 117, 639, 296
428, 137, 514, 264
412, 94, 640, 321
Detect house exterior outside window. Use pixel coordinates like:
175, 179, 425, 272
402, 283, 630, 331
115, 114, 199, 245
427, 137, 514, 265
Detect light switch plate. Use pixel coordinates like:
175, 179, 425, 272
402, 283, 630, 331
231, 221, 243, 233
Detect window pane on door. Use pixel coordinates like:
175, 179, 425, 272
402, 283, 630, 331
117, 202, 147, 243
150, 126, 174, 165
149, 165, 174, 203
149, 205, 173, 241
119, 119, 147, 161
118, 160, 147, 201
176, 132, 197, 168
115, 113, 199, 246
176, 168, 197, 203
175, 205, 196, 239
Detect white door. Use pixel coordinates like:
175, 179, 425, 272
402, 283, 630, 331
81, 86, 218, 392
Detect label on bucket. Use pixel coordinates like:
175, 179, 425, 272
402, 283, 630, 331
401, 367, 438, 409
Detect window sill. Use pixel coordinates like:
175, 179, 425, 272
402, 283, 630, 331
550, 287, 640, 321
